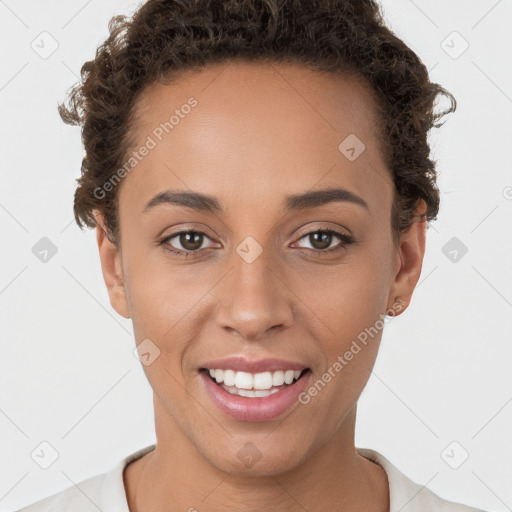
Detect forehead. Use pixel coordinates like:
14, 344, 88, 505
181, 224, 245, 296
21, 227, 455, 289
122, 59, 392, 217
132, 59, 383, 148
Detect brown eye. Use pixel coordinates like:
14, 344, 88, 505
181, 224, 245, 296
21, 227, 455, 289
294, 228, 353, 253
161, 230, 216, 257
176, 231, 204, 251
308, 231, 334, 250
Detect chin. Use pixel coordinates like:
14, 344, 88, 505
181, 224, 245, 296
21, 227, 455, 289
198, 436, 308, 477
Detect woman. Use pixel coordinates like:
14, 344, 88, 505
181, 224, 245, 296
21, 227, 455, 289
19, 0, 487, 510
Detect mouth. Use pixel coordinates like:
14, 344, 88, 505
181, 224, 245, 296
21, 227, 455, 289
198, 367, 312, 422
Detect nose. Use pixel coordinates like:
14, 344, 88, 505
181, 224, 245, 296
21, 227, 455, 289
215, 250, 294, 341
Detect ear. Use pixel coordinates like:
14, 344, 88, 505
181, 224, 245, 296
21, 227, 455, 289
386, 200, 427, 316
94, 212, 131, 319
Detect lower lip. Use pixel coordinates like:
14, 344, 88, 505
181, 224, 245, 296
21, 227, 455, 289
200, 370, 311, 422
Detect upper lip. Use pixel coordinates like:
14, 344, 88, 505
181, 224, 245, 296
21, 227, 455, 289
199, 356, 309, 374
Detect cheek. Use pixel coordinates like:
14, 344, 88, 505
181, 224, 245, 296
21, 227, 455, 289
295, 255, 392, 415
122, 242, 214, 376
295, 253, 392, 346
121, 241, 183, 343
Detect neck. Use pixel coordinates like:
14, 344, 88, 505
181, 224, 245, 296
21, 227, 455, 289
124, 398, 389, 512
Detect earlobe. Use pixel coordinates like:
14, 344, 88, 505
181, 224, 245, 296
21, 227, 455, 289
94, 212, 131, 319
386, 201, 427, 316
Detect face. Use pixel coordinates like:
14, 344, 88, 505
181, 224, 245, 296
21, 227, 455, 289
97, 60, 425, 476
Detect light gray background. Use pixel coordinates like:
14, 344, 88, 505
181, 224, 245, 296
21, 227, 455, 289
1, 0, 511, 510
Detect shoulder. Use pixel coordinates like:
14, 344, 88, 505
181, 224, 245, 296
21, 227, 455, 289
16, 473, 105, 512
410, 484, 487, 512
356, 447, 488, 512
16, 444, 156, 512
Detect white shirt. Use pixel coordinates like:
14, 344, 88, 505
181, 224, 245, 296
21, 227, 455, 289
17, 444, 486, 511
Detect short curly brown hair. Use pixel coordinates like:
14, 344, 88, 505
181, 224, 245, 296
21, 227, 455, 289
58, 0, 456, 247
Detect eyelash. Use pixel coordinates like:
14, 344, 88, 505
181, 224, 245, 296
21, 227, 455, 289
159, 227, 353, 259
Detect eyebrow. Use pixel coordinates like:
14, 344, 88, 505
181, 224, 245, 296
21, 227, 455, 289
143, 187, 369, 214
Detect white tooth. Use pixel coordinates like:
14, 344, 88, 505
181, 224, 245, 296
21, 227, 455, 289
253, 371, 273, 390
237, 388, 256, 397
272, 371, 285, 386
235, 371, 254, 389
223, 369, 236, 387
221, 383, 284, 397
213, 368, 304, 390
254, 389, 272, 397
284, 370, 295, 384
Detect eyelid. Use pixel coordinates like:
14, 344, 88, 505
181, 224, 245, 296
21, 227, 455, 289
160, 228, 220, 250
294, 223, 352, 239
